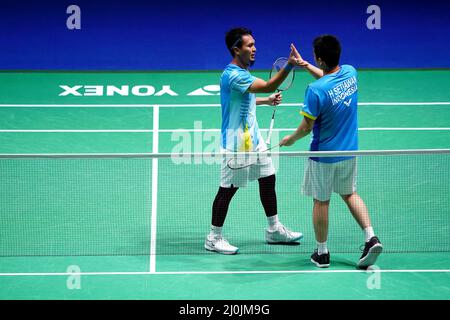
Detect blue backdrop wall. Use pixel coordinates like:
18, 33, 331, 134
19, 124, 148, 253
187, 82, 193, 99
0, 0, 449, 70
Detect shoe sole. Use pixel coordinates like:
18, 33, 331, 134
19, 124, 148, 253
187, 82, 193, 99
310, 258, 330, 268
266, 234, 303, 244
204, 243, 239, 255
357, 244, 383, 269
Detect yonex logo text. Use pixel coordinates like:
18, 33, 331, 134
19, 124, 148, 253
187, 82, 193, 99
59, 85, 178, 96
59, 84, 221, 96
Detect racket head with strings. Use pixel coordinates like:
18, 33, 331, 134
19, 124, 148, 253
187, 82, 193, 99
226, 143, 280, 170
269, 57, 295, 91
266, 57, 295, 145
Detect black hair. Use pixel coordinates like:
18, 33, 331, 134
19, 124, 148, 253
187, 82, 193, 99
313, 35, 341, 68
225, 27, 253, 57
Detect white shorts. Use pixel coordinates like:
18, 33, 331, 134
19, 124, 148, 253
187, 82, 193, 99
302, 157, 357, 201
220, 142, 275, 188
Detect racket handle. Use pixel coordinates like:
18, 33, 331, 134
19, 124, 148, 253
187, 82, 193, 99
266, 119, 275, 144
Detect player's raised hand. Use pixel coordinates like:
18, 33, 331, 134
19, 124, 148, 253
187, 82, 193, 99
287, 45, 298, 66
290, 43, 309, 67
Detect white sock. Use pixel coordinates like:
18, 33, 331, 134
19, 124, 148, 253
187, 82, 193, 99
267, 215, 280, 230
364, 226, 375, 242
317, 241, 328, 255
210, 225, 222, 238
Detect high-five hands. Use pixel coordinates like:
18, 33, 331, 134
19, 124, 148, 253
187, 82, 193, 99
290, 43, 309, 68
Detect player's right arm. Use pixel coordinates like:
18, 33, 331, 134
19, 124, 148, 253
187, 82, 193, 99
280, 85, 320, 146
290, 44, 324, 79
302, 62, 324, 79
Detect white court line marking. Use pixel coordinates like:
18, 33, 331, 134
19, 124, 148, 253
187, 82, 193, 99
1, 128, 449, 133
149, 106, 159, 274
359, 102, 450, 106
0, 269, 449, 277
0, 102, 450, 108
0, 104, 157, 108
0, 129, 153, 133
358, 128, 450, 131
155, 102, 450, 107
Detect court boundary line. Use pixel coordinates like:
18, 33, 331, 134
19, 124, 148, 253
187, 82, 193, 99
0, 128, 449, 133
0, 269, 449, 277
0, 102, 450, 108
149, 105, 159, 273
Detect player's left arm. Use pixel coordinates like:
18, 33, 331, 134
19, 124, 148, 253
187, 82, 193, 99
256, 92, 282, 106
248, 44, 298, 94
291, 44, 324, 79
279, 116, 314, 146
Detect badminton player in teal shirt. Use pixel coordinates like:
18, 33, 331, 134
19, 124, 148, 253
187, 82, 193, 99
205, 27, 303, 255
280, 35, 383, 269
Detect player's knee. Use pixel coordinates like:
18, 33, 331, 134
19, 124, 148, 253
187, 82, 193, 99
258, 174, 276, 190
217, 186, 238, 200
314, 198, 330, 206
340, 192, 356, 202
258, 174, 275, 184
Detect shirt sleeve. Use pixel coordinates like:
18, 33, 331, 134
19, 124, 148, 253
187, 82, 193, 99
229, 69, 256, 94
301, 85, 320, 120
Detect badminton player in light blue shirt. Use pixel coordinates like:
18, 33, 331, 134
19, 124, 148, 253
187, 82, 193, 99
205, 27, 303, 255
220, 64, 260, 152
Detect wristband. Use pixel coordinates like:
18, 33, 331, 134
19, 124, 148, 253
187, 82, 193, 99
284, 63, 294, 72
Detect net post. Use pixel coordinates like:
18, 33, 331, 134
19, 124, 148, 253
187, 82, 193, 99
149, 105, 159, 273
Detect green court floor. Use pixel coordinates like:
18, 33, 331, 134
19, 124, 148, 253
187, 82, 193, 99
0, 70, 449, 300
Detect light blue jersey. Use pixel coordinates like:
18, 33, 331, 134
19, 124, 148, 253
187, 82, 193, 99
220, 64, 261, 152
301, 65, 358, 163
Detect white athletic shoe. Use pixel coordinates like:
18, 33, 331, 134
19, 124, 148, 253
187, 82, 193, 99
266, 224, 303, 244
205, 235, 239, 255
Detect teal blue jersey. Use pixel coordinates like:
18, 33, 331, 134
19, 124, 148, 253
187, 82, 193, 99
301, 65, 359, 163
220, 64, 262, 152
